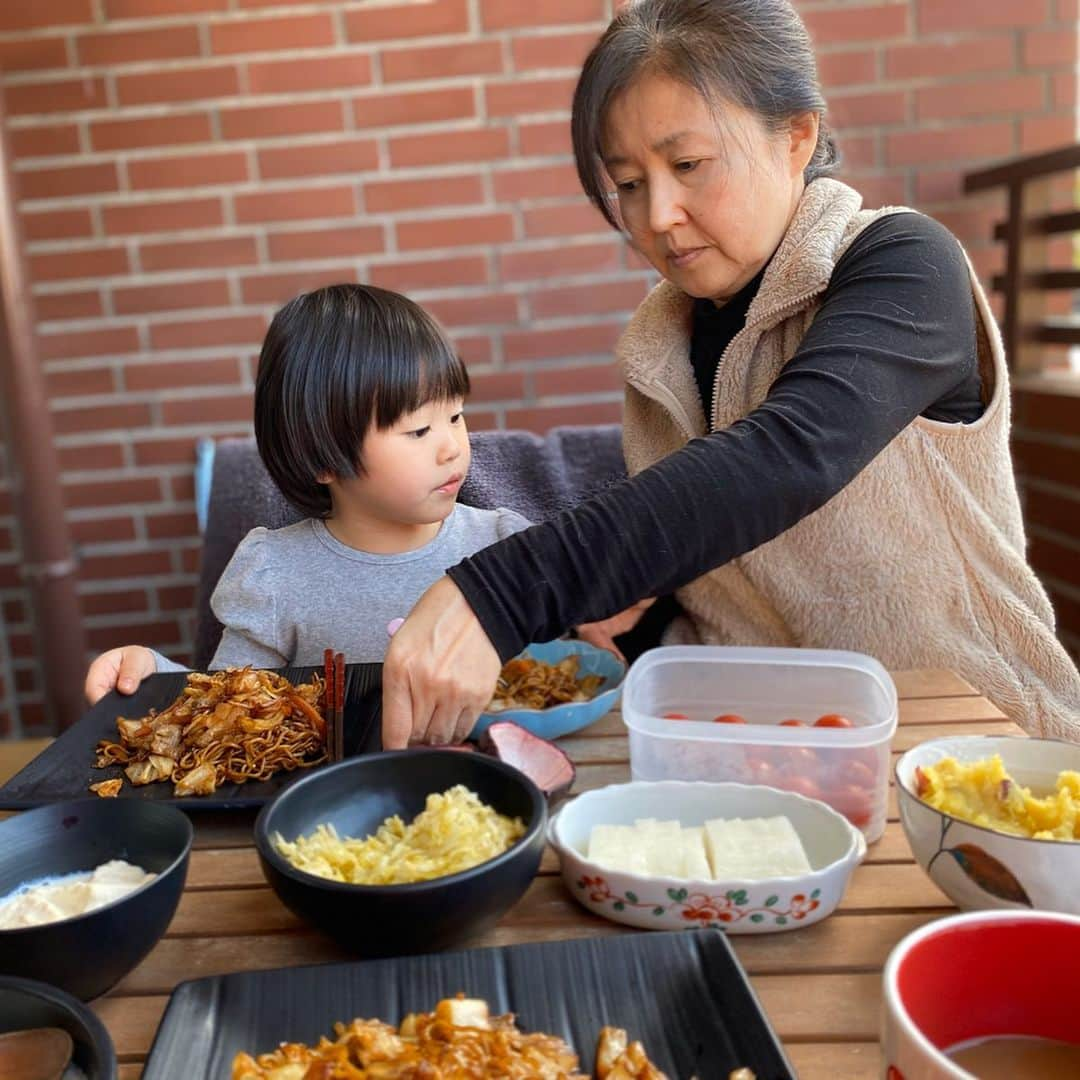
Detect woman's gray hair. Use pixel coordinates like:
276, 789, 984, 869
572, 0, 839, 229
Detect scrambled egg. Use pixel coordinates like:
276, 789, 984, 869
916, 754, 1080, 840
273, 785, 526, 885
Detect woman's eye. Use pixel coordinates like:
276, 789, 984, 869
675, 159, 700, 174
614, 179, 640, 194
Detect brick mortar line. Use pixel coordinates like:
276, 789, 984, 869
7, 24, 1062, 54
1019, 475, 1080, 502
1029, 521, 1080, 552
15, 152, 584, 188
23, 244, 620, 279
1044, 575, 1080, 603
34, 265, 648, 306
1014, 427, 1080, 451
33, 316, 639, 362
75, 612, 198, 631
77, 577, 195, 595
5, 95, 563, 128
0, 42, 584, 86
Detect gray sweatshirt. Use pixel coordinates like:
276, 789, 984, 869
153, 504, 529, 673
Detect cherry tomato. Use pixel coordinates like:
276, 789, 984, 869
778, 746, 821, 775
825, 784, 873, 827
833, 758, 877, 790
851, 746, 881, 772
914, 765, 929, 796
777, 775, 821, 801
746, 746, 779, 770
749, 758, 778, 786
779, 718, 808, 726
661, 712, 689, 720
713, 713, 747, 724
814, 713, 854, 728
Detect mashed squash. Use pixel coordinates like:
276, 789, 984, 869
274, 785, 526, 885
916, 755, 1080, 841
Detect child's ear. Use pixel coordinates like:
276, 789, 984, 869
315, 471, 334, 485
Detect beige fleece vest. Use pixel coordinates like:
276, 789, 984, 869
618, 178, 1080, 738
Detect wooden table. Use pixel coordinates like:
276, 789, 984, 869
0, 670, 1022, 1079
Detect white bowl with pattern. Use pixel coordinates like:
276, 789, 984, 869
896, 735, 1080, 915
548, 780, 865, 934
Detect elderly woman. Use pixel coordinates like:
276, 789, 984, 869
383, 0, 1080, 748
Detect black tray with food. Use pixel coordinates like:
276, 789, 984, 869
142, 927, 793, 1079
0, 664, 382, 811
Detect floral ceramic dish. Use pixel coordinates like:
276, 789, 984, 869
548, 780, 865, 934
896, 735, 1080, 915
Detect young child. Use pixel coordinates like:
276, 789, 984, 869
84, 284, 529, 703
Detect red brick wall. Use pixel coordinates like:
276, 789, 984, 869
0, 0, 1076, 733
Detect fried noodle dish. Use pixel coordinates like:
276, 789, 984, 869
232, 996, 679, 1080
488, 654, 606, 712
91, 667, 327, 798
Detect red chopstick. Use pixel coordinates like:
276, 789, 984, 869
323, 648, 335, 761
334, 651, 345, 762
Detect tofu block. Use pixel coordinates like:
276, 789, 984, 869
681, 826, 712, 880
635, 818, 683, 877
704, 816, 811, 880
587, 824, 648, 874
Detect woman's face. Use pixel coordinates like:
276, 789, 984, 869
602, 73, 818, 304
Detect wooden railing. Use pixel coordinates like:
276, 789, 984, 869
964, 144, 1080, 375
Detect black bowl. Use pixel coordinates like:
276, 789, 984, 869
255, 749, 547, 955
0, 799, 193, 1000
0, 974, 118, 1079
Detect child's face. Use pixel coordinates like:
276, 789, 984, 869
330, 397, 470, 526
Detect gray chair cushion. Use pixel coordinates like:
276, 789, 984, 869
193, 426, 627, 666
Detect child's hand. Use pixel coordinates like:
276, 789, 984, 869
574, 597, 656, 664
84, 646, 156, 705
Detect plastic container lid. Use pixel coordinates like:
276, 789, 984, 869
622, 645, 898, 747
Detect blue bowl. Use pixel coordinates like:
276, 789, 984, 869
473, 639, 626, 741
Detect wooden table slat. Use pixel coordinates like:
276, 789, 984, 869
167, 860, 954, 949
889, 669, 978, 698
186, 817, 918, 891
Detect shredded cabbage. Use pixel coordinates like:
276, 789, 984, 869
274, 785, 526, 885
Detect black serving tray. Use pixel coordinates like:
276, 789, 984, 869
141, 929, 794, 1079
0, 664, 382, 811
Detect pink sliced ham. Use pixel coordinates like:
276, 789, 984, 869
477, 721, 576, 800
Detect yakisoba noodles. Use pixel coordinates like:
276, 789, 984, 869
92, 667, 327, 797
232, 995, 687, 1080
487, 653, 606, 712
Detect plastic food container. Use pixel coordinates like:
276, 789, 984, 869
622, 646, 898, 842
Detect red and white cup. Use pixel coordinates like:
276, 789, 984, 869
882, 909, 1080, 1079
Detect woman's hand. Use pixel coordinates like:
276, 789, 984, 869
84, 645, 156, 705
382, 576, 503, 749
573, 597, 656, 663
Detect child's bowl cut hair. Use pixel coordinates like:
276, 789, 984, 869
255, 283, 470, 518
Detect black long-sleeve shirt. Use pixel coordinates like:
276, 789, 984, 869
448, 212, 985, 661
